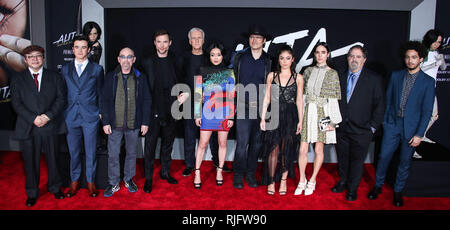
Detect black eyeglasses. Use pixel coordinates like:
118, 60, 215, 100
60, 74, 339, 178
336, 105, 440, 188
26, 54, 44, 59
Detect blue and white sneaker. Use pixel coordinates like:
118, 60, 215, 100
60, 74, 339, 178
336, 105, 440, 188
124, 179, 138, 193
103, 184, 120, 197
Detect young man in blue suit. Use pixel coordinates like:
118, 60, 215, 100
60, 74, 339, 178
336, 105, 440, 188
367, 41, 435, 207
61, 35, 104, 198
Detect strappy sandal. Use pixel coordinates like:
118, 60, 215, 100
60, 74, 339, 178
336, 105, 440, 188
279, 178, 287, 195
304, 181, 316, 196
267, 183, 275, 195
216, 167, 223, 186
193, 168, 201, 189
294, 179, 307, 195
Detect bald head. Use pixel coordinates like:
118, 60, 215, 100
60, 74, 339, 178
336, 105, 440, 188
117, 47, 136, 74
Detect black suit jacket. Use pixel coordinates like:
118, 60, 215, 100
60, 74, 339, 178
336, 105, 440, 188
337, 67, 385, 134
141, 53, 179, 117
10, 68, 67, 140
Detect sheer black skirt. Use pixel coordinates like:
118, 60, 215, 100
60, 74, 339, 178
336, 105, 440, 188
261, 102, 300, 185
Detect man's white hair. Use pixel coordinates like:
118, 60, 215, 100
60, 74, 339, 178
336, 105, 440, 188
188, 27, 205, 40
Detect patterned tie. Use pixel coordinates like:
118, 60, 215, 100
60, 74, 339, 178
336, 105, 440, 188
76, 63, 83, 77
33, 73, 39, 90
346, 73, 356, 103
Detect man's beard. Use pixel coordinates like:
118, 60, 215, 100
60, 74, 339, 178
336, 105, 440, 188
407, 63, 420, 71
349, 62, 359, 71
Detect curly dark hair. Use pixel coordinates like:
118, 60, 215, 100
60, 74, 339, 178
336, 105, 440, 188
400, 40, 428, 59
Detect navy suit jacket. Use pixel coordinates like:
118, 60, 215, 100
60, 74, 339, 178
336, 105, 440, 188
383, 69, 435, 140
61, 61, 104, 125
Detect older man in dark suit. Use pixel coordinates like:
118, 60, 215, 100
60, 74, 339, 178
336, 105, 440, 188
11, 45, 67, 206
334, 45, 385, 201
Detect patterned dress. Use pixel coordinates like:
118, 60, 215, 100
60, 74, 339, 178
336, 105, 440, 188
194, 66, 235, 131
300, 65, 341, 144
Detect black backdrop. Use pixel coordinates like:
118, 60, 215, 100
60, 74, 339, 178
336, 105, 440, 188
105, 7, 409, 139
105, 8, 409, 76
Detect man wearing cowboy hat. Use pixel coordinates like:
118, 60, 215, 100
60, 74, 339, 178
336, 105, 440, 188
232, 24, 272, 189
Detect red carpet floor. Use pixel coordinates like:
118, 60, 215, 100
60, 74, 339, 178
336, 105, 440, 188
1, 151, 449, 210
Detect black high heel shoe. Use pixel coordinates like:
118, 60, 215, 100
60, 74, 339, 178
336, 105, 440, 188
216, 167, 223, 186
193, 169, 201, 189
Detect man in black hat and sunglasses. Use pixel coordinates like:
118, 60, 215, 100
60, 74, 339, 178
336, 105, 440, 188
232, 24, 272, 189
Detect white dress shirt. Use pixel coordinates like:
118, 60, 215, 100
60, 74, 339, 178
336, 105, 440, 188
29, 67, 43, 92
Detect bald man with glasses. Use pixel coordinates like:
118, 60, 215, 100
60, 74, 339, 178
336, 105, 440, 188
100, 47, 151, 197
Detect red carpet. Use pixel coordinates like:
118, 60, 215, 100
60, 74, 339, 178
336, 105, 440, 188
1, 151, 449, 210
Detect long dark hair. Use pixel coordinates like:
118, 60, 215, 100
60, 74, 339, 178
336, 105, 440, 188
206, 41, 227, 67
82, 21, 102, 41
276, 44, 296, 74
422, 29, 442, 51
311, 42, 333, 68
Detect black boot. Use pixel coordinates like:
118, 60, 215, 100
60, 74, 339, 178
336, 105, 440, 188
367, 186, 382, 200
393, 192, 404, 207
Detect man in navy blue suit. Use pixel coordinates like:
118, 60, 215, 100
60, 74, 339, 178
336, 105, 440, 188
61, 35, 104, 198
367, 41, 435, 207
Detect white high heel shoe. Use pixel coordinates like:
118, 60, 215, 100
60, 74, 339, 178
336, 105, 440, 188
294, 179, 307, 195
304, 181, 316, 196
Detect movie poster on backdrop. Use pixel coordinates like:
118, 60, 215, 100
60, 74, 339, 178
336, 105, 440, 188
45, 0, 81, 74
0, 0, 29, 130
427, 0, 450, 149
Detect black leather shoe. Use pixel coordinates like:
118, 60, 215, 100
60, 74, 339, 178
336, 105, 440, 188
143, 180, 153, 193
161, 174, 178, 184
367, 186, 382, 200
393, 192, 404, 207
233, 173, 244, 189
25, 197, 37, 207
182, 167, 194, 177
346, 190, 357, 201
331, 181, 346, 193
53, 191, 65, 199
245, 172, 259, 188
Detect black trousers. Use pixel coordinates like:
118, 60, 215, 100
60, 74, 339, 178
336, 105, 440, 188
233, 118, 262, 174
143, 117, 176, 180
335, 129, 373, 191
21, 135, 62, 198
183, 118, 219, 168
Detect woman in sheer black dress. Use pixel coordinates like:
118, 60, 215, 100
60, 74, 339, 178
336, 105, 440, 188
260, 45, 303, 195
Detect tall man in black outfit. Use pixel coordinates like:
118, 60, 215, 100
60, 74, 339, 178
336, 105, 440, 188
176, 27, 231, 177
334, 45, 385, 201
10, 45, 67, 206
142, 29, 181, 193
233, 25, 272, 189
